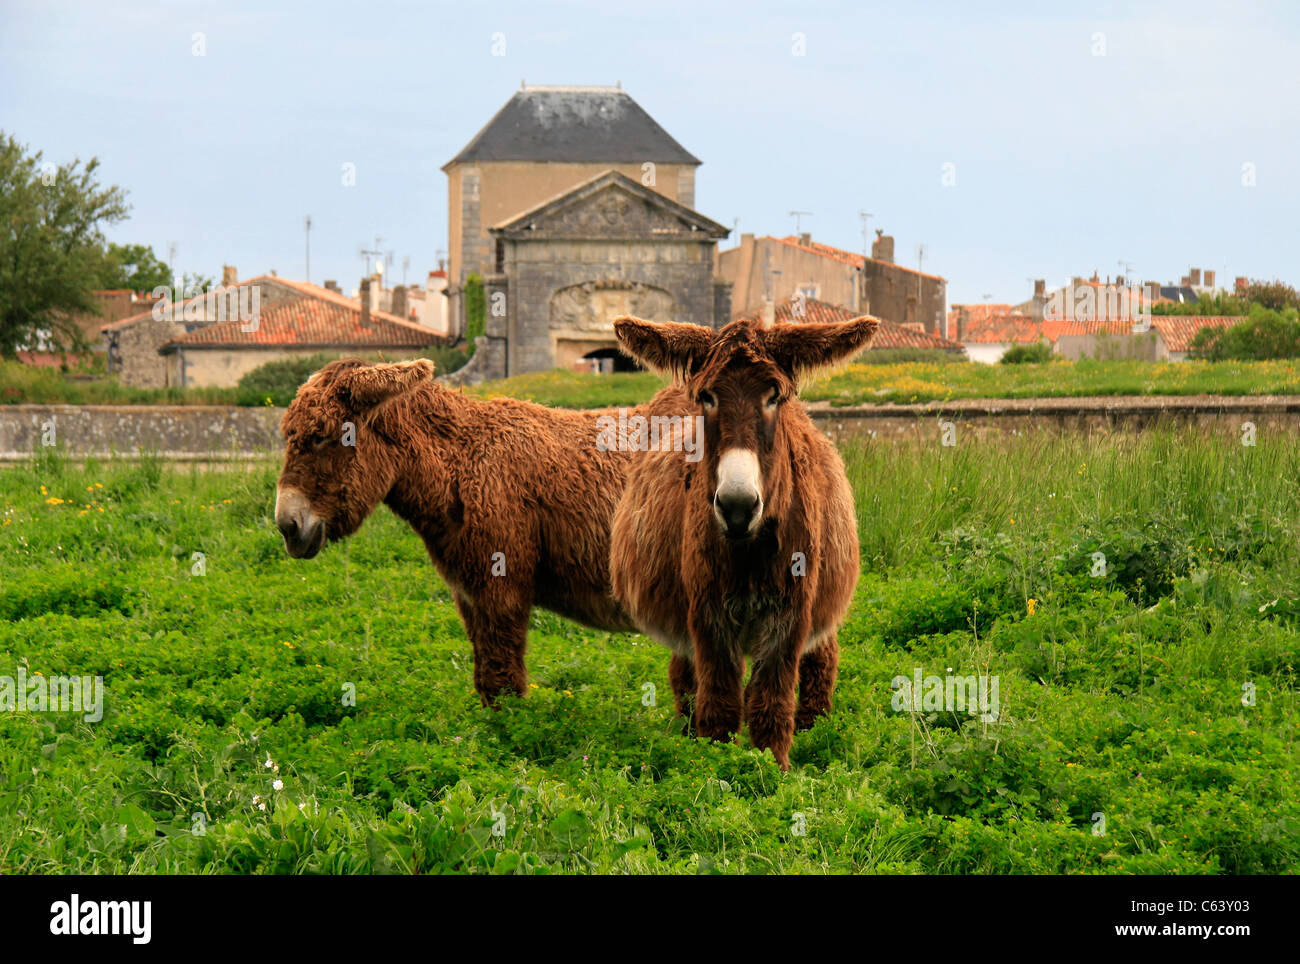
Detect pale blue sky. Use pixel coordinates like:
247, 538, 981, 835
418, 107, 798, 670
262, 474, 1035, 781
2, 0, 1296, 306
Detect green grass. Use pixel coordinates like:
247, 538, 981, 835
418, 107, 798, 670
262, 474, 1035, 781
463, 358, 1300, 409
2, 429, 1298, 874
11, 356, 1300, 409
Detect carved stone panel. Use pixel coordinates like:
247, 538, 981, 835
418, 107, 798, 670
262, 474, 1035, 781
548, 279, 676, 332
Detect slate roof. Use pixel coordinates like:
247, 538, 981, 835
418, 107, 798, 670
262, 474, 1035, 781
445, 86, 700, 167
734, 298, 965, 352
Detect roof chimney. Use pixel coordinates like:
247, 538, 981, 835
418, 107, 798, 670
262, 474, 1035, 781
1032, 279, 1046, 322
1203, 270, 1216, 290
323, 279, 340, 294
359, 278, 372, 328
221, 265, 237, 287
392, 285, 409, 320
871, 233, 894, 264
799, 232, 811, 246
1189, 267, 1202, 286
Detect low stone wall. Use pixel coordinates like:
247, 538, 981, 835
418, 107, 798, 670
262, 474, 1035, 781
0, 405, 283, 460
808, 395, 1300, 445
2, 396, 1297, 460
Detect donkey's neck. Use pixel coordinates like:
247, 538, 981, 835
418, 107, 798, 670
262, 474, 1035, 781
377, 384, 473, 554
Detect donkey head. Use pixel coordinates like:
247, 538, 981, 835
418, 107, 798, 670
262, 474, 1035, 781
275, 358, 433, 558
614, 316, 878, 541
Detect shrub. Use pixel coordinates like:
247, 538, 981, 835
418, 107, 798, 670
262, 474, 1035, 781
235, 353, 340, 407
999, 341, 1054, 364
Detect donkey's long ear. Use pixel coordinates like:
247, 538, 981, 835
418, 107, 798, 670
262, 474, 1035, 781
764, 317, 880, 384
338, 359, 435, 408
614, 316, 715, 382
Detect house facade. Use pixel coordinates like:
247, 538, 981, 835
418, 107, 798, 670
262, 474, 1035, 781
447, 170, 729, 382
718, 232, 948, 336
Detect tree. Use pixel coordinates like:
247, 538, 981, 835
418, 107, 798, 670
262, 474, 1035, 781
1243, 279, 1300, 313
0, 132, 130, 356
1188, 304, 1300, 360
91, 243, 171, 292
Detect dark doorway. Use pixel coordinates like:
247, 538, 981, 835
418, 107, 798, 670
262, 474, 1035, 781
582, 347, 642, 373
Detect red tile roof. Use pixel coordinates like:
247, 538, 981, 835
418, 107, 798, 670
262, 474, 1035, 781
960, 312, 1042, 344
1149, 316, 1245, 353
159, 297, 440, 351
766, 236, 947, 282
734, 298, 965, 351
102, 275, 444, 351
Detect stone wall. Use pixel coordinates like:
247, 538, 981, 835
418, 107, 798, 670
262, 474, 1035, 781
0, 405, 283, 460
5, 396, 1299, 460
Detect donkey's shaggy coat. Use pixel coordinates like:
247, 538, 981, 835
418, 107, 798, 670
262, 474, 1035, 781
275, 359, 636, 704
610, 316, 877, 768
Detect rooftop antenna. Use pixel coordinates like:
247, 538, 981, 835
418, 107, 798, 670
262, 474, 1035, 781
1117, 259, 1133, 287
917, 244, 927, 299
359, 241, 383, 278
167, 241, 178, 289
401, 255, 410, 286
304, 215, 312, 283
858, 211, 873, 257
788, 210, 812, 235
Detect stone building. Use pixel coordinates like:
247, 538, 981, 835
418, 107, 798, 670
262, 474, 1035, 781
451, 171, 728, 381
441, 85, 730, 382
717, 232, 948, 337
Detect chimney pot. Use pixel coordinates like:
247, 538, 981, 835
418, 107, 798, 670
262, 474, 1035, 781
1190, 267, 1202, 286
221, 265, 237, 287
360, 279, 372, 328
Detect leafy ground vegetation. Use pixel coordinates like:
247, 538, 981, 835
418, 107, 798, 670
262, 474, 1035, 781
1, 428, 1298, 874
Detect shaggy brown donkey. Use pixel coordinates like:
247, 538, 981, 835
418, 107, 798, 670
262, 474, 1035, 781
609, 316, 877, 769
275, 358, 638, 704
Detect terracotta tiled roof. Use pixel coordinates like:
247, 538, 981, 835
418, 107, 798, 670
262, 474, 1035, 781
1041, 319, 1136, 341
948, 303, 1014, 330
734, 298, 965, 352
102, 275, 442, 351
961, 312, 1042, 344
158, 296, 440, 351
767, 236, 947, 282
1150, 315, 1246, 353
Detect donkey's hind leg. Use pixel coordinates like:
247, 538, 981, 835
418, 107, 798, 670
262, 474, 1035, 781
795, 633, 839, 732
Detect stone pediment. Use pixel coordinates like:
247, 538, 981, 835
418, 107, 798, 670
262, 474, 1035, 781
492, 170, 728, 241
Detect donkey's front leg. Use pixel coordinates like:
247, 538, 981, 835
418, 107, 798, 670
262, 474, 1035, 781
668, 653, 697, 733
688, 612, 743, 743
745, 624, 809, 770
454, 588, 530, 706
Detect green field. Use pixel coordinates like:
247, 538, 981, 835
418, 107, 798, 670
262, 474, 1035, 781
2, 429, 1298, 874
11, 356, 1300, 409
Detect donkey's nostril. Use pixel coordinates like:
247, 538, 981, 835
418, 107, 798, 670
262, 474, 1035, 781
278, 517, 299, 541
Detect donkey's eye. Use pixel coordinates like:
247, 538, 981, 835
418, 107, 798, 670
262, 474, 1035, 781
763, 387, 780, 411
698, 390, 717, 412
311, 433, 332, 448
